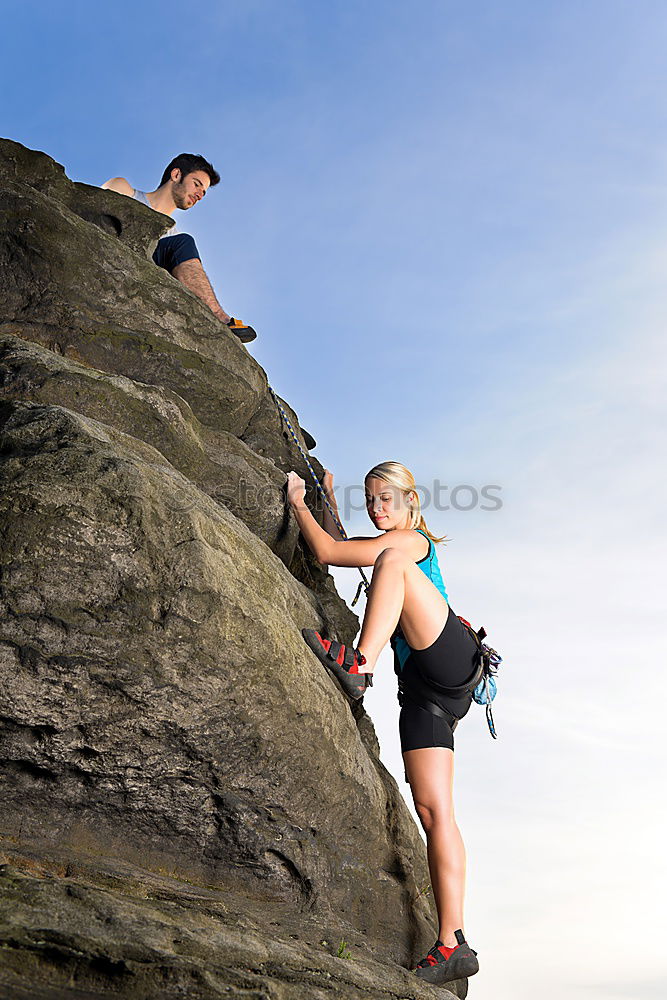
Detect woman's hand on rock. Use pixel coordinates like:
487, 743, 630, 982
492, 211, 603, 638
322, 469, 334, 494
286, 471, 306, 507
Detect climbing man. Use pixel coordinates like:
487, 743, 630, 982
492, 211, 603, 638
102, 153, 256, 343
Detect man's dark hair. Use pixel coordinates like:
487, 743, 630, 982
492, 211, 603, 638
160, 153, 220, 188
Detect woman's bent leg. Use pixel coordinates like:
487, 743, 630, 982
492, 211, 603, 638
358, 548, 450, 667
404, 746, 466, 945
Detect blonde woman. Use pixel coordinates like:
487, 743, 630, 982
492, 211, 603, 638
286, 461, 480, 986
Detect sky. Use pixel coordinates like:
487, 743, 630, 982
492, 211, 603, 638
2, 1, 666, 997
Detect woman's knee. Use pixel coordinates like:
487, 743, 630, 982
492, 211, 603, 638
413, 799, 455, 835
375, 546, 410, 570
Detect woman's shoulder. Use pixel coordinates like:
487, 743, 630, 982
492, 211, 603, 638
390, 528, 431, 559
413, 528, 432, 559
392, 528, 425, 539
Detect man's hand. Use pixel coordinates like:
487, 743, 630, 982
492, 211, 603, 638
321, 468, 344, 541
323, 469, 335, 495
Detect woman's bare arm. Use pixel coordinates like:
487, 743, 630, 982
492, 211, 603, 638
287, 472, 421, 567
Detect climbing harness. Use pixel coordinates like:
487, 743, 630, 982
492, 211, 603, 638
458, 618, 503, 738
268, 385, 370, 606
397, 617, 503, 739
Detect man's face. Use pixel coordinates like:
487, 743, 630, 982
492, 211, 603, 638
171, 169, 211, 210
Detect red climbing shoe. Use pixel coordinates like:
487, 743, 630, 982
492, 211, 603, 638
226, 317, 257, 343
414, 930, 479, 985
302, 629, 372, 700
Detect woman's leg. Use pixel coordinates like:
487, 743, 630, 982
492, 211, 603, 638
357, 547, 449, 668
404, 746, 465, 945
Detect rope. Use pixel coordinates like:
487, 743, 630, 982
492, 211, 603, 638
268, 385, 369, 606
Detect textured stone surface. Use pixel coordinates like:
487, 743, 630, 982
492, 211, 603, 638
0, 140, 469, 998
0, 184, 260, 436
0, 136, 171, 257
0, 334, 298, 568
0, 137, 354, 635
0, 842, 466, 1000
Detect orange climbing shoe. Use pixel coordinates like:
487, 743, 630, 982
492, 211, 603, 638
226, 317, 257, 343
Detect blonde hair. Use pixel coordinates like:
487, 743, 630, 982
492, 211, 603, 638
364, 461, 447, 544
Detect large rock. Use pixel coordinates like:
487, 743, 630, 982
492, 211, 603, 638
0, 140, 466, 998
0, 333, 299, 567
0, 846, 466, 1000
0, 137, 355, 637
0, 136, 170, 257
0, 399, 432, 958
0, 400, 404, 907
0, 138, 321, 442
0, 165, 263, 435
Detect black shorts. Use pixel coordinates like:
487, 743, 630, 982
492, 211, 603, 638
153, 233, 200, 273
398, 608, 477, 754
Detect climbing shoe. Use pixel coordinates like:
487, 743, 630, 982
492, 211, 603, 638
413, 930, 479, 985
226, 317, 257, 343
302, 629, 372, 699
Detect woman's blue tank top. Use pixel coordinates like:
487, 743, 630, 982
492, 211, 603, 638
391, 528, 449, 672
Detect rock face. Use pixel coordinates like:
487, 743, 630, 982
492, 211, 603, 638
0, 140, 466, 999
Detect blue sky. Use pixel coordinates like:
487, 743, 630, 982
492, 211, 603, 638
3, 2, 666, 997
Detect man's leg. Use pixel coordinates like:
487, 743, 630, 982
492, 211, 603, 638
154, 234, 230, 322
153, 235, 256, 341
172, 258, 230, 323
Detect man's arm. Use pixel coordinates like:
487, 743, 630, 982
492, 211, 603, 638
321, 470, 345, 541
172, 259, 231, 324
101, 177, 134, 196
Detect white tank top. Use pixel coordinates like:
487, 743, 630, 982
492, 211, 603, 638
132, 189, 179, 237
